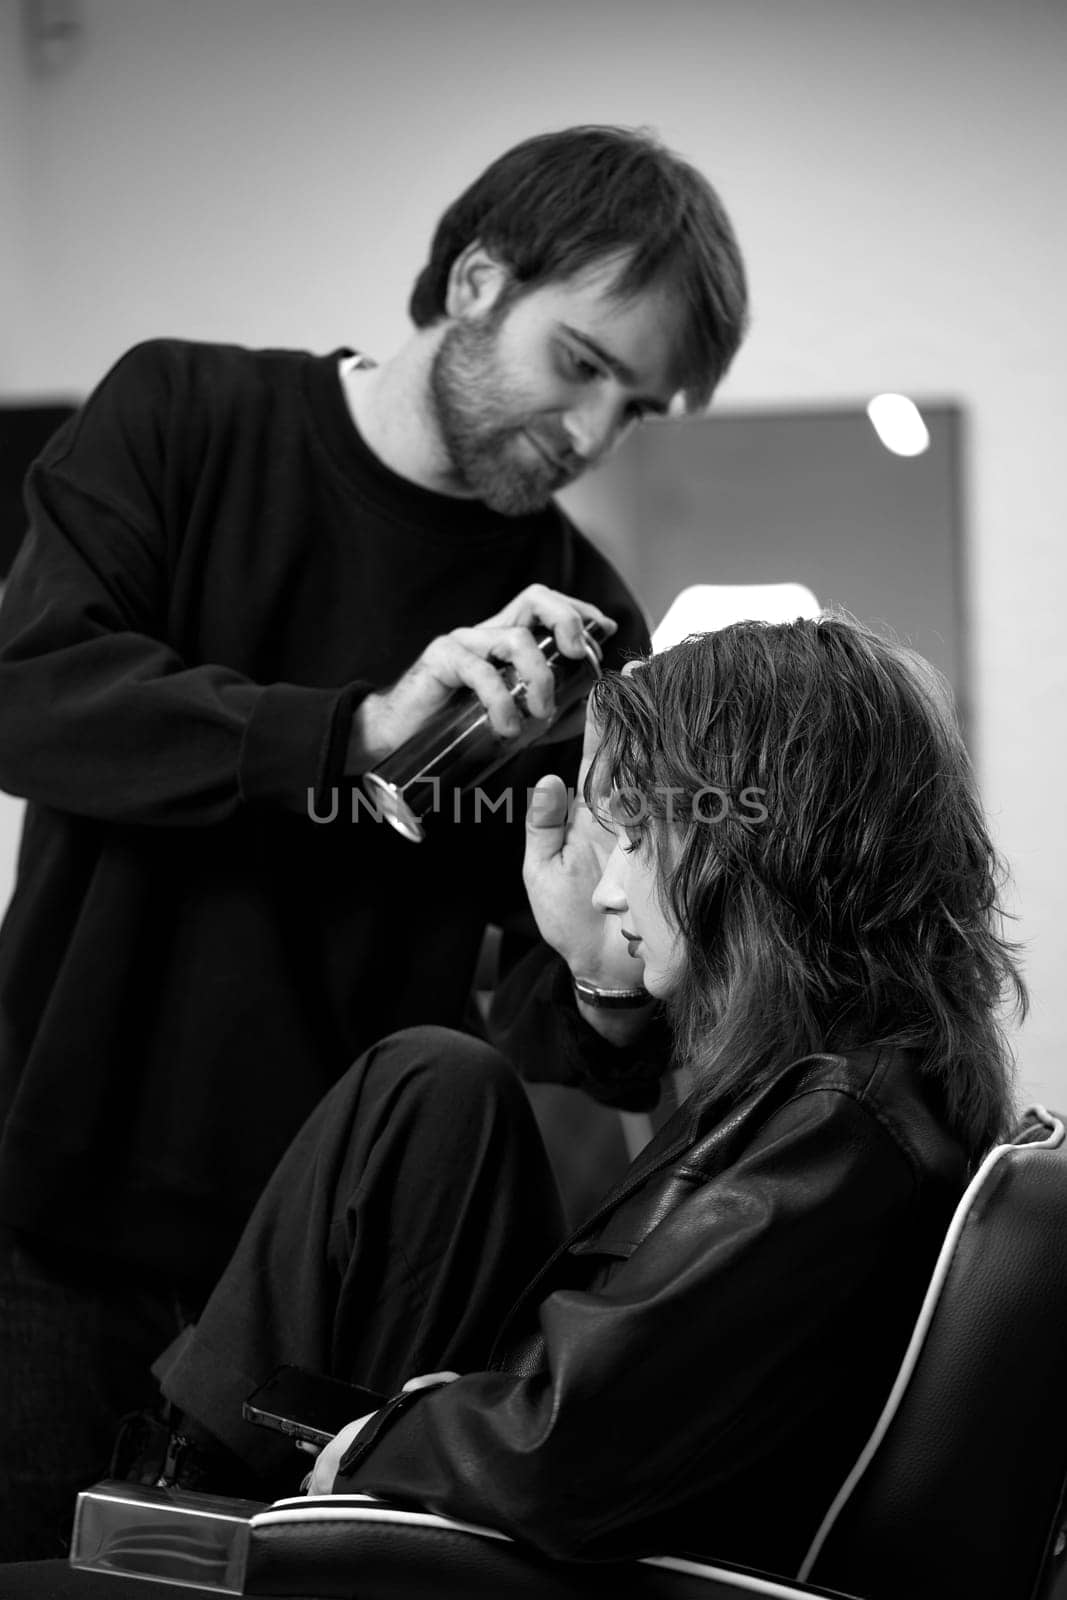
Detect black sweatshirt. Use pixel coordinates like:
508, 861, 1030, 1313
0, 339, 657, 1294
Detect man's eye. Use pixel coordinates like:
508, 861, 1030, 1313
565, 348, 601, 382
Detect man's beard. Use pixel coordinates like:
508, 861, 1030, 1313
430, 315, 575, 516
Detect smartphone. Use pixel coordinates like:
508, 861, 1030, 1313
242, 1364, 389, 1449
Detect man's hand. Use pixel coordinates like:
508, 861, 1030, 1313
346, 585, 617, 773
476, 584, 614, 657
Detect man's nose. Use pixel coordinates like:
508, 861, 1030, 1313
562, 396, 630, 464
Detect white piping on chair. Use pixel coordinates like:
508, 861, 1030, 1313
796, 1104, 1065, 1582
642, 1552, 828, 1596
253, 1500, 823, 1598
252, 1498, 511, 1542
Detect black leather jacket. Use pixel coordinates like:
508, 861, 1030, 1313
336, 1046, 967, 1577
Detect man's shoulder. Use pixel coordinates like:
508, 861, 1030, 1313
79, 339, 353, 456
105, 337, 340, 394
45, 339, 352, 486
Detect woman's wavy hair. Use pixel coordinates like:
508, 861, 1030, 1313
586, 616, 1025, 1164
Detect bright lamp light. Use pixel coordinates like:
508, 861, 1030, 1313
866, 394, 930, 458
651, 583, 821, 653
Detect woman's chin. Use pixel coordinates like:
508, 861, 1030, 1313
642, 963, 685, 1003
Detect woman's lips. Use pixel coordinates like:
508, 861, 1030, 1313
622, 928, 642, 958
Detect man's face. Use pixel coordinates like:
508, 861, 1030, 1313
430, 257, 682, 516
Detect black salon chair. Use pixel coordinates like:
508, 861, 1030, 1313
9, 1105, 1067, 1600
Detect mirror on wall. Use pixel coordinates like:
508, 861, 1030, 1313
561, 402, 967, 728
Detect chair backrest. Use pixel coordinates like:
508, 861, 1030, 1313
800, 1104, 1067, 1600
71, 1107, 1067, 1600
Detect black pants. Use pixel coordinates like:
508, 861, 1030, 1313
161, 1026, 567, 1487
0, 1234, 193, 1560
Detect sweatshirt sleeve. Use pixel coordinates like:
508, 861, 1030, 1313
0, 343, 365, 827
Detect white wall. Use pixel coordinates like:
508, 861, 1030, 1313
4, 0, 1066, 1106
1, 1, 32, 383
1, 0, 30, 913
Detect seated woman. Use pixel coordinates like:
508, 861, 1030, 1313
122, 615, 1024, 1577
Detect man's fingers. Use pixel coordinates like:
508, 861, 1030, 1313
367, 593, 629, 760
419, 635, 525, 737
448, 626, 557, 721
481, 585, 617, 657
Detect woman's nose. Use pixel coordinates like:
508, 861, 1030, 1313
591, 847, 629, 915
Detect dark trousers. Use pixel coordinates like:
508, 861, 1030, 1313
0, 1233, 193, 1560
161, 1026, 567, 1487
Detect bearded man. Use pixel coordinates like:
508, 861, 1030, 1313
0, 124, 747, 1556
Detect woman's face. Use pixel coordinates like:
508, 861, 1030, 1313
591, 810, 687, 1000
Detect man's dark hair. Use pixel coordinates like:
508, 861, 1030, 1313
409, 125, 749, 409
